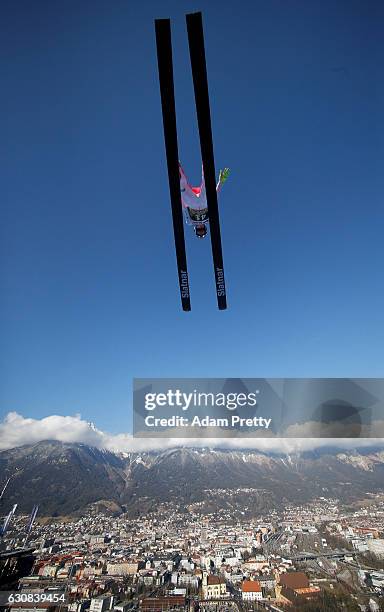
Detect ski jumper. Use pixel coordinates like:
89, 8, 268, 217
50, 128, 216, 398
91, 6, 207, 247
179, 162, 222, 227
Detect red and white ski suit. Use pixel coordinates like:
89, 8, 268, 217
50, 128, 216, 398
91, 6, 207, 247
179, 162, 222, 226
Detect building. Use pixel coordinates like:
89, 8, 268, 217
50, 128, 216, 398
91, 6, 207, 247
90, 596, 114, 612
278, 572, 310, 591
243, 556, 268, 571
68, 603, 91, 612
258, 574, 275, 590
368, 539, 384, 559
202, 574, 227, 599
278, 586, 321, 607
370, 571, 384, 589
178, 573, 199, 588
139, 596, 186, 611
241, 580, 263, 601
277, 572, 320, 607
106, 562, 138, 576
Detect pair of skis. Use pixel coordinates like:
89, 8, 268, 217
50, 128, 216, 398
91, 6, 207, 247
155, 12, 227, 311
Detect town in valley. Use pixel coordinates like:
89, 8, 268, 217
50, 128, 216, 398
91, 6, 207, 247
1, 492, 384, 611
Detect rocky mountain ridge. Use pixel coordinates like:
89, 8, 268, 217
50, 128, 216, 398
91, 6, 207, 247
1, 441, 383, 516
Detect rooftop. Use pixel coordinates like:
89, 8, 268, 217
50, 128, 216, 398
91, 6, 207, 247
242, 580, 262, 592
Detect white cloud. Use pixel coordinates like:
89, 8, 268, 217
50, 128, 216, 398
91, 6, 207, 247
0, 412, 103, 450
0, 412, 383, 454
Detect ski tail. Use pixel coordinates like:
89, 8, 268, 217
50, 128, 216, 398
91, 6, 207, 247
155, 18, 191, 311
186, 12, 227, 310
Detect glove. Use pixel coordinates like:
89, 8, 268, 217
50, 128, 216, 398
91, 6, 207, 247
219, 168, 230, 184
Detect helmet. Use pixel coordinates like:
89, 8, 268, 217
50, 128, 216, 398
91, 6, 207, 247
194, 224, 207, 239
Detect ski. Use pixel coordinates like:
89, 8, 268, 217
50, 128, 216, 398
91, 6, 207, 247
155, 18, 191, 311
186, 12, 227, 310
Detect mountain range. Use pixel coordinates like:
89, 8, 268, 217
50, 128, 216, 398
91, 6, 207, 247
1, 441, 384, 516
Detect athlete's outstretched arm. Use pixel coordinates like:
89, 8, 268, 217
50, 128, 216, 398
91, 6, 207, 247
216, 167, 230, 192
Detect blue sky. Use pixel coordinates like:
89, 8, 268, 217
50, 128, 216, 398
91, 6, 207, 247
1, 0, 383, 436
